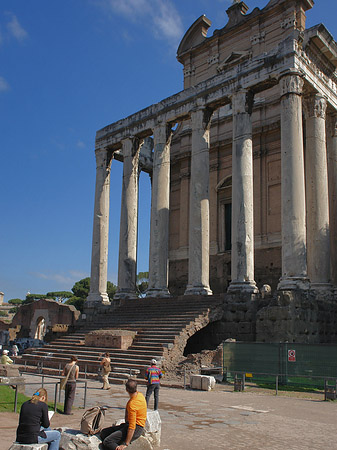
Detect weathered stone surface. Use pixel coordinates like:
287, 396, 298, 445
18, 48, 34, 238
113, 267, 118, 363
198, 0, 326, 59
59, 428, 102, 450
145, 410, 161, 448
190, 374, 215, 391
0, 364, 20, 377
85, 329, 136, 349
9, 444, 48, 450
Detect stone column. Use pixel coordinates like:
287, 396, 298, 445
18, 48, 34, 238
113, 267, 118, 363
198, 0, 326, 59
277, 73, 309, 290
327, 114, 337, 287
146, 122, 172, 297
184, 107, 213, 296
304, 94, 331, 289
87, 149, 112, 304
228, 90, 258, 293
114, 138, 140, 299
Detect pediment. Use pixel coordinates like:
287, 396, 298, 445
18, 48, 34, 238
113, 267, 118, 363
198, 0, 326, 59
217, 51, 250, 72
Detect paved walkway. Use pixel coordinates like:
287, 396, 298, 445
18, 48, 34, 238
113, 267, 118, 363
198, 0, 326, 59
1, 374, 337, 449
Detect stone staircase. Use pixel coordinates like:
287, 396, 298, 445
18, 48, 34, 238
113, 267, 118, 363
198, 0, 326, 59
17, 295, 224, 384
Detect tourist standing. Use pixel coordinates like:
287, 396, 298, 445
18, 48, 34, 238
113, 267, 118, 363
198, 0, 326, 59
1, 349, 13, 365
145, 358, 162, 410
100, 378, 147, 450
16, 387, 61, 450
12, 343, 19, 356
62, 355, 79, 415
100, 352, 112, 390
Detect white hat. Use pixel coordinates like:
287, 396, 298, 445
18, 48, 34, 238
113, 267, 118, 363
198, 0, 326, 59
151, 359, 157, 365
3, 350, 9, 354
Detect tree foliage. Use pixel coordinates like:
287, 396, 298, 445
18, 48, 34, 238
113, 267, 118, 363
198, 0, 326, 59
71, 278, 90, 298
136, 271, 149, 297
65, 296, 85, 312
23, 293, 54, 305
46, 291, 73, 302
8, 298, 23, 305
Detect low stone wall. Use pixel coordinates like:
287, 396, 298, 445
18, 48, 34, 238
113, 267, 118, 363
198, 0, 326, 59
256, 290, 337, 343
9, 444, 48, 450
58, 410, 161, 450
85, 329, 136, 349
0, 364, 25, 394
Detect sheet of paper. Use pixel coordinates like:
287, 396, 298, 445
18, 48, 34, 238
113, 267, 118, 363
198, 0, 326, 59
48, 411, 54, 420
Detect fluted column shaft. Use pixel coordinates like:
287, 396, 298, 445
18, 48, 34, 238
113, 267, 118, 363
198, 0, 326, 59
146, 122, 172, 297
87, 149, 112, 304
184, 107, 213, 295
228, 90, 258, 293
327, 115, 337, 286
304, 94, 331, 288
278, 73, 308, 290
115, 138, 140, 299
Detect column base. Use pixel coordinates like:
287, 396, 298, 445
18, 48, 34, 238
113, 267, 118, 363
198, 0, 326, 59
310, 282, 334, 291
227, 281, 258, 294
114, 289, 138, 300
277, 277, 310, 290
184, 285, 213, 296
145, 288, 171, 298
86, 292, 110, 305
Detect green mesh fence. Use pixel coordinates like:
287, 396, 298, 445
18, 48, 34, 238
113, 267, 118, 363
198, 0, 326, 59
223, 342, 337, 387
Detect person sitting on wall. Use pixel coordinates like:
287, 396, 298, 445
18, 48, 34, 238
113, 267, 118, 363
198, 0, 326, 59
1, 349, 13, 365
16, 387, 61, 450
100, 378, 147, 450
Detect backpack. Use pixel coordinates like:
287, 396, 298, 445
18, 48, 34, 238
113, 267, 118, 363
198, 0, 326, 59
80, 406, 106, 435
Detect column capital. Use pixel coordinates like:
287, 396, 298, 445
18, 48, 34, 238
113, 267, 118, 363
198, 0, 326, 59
304, 94, 327, 120
153, 121, 173, 144
230, 89, 254, 115
122, 136, 142, 158
191, 105, 214, 130
279, 72, 304, 97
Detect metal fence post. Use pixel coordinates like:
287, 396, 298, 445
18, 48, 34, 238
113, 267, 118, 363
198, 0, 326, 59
85, 364, 87, 380
42, 375, 44, 388
58, 362, 61, 375
276, 375, 278, 396
14, 385, 18, 413
324, 379, 327, 401
54, 383, 58, 412
84, 381, 87, 409
183, 367, 186, 389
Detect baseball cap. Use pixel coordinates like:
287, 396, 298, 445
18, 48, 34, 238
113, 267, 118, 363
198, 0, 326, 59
151, 359, 157, 365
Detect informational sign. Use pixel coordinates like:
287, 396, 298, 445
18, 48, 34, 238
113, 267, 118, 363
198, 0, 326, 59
288, 349, 296, 362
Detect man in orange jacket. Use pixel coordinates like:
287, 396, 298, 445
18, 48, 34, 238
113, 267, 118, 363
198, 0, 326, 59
100, 378, 147, 450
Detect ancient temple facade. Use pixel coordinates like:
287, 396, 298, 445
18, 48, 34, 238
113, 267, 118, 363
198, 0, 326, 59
87, 0, 337, 305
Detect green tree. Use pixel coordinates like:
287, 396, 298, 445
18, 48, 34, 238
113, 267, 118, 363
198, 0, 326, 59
107, 281, 117, 300
65, 296, 85, 312
8, 298, 23, 305
71, 278, 91, 298
22, 293, 54, 305
46, 291, 73, 302
137, 271, 149, 297
0, 311, 8, 317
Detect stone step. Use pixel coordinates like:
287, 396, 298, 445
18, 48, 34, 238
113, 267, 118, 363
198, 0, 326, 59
18, 364, 144, 384
25, 347, 160, 359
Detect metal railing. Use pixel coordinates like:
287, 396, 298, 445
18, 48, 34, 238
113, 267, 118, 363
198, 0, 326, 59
0, 374, 88, 413
228, 371, 337, 398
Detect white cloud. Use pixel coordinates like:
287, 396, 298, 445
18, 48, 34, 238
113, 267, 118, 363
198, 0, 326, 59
32, 270, 87, 285
103, 0, 184, 45
6, 13, 28, 42
76, 140, 86, 149
0, 76, 10, 92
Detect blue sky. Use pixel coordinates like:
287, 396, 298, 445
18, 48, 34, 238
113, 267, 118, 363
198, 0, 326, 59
0, 0, 335, 301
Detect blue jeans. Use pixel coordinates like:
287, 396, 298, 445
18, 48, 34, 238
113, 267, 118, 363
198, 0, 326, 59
38, 427, 61, 450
